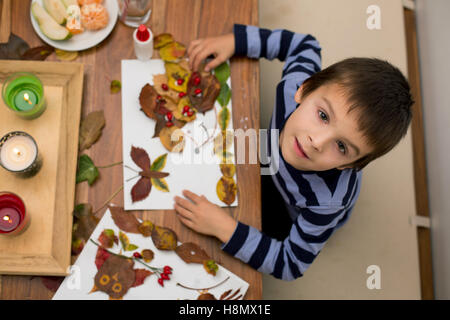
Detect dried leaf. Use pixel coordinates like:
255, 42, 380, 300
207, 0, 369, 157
71, 238, 85, 256
95, 247, 111, 270
165, 62, 190, 92
150, 153, 167, 171
20, 45, 54, 61
130, 146, 151, 171
131, 176, 152, 203
214, 62, 231, 84
98, 229, 118, 248
220, 163, 236, 178
153, 74, 180, 103
197, 293, 217, 300
76, 154, 99, 185
213, 130, 234, 156
203, 259, 219, 276
93, 254, 135, 299
187, 72, 221, 114
216, 176, 237, 205
0, 34, 30, 60
110, 80, 121, 93
173, 97, 196, 122
160, 41, 186, 62
138, 220, 154, 237
154, 33, 174, 49
79, 110, 105, 151
217, 82, 232, 107
175, 242, 210, 264
40, 276, 64, 293
159, 126, 185, 152
132, 269, 152, 287
109, 206, 141, 234
119, 231, 138, 251
72, 203, 99, 249
141, 249, 154, 263
151, 225, 178, 251
151, 177, 170, 192
140, 170, 169, 179
218, 106, 230, 131
55, 48, 78, 61
139, 83, 158, 120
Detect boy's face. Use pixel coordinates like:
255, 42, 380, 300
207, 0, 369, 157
280, 82, 373, 171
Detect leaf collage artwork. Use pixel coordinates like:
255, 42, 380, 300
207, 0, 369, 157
121, 34, 238, 210
52, 207, 249, 300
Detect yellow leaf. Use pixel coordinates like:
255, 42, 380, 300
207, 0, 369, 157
151, 177, 170, 192
55, 49, 78, 61
220, 163, 236, 178
216, 176, 237, 205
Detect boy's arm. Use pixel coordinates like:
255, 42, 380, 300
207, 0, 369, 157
233, 24, 322, 78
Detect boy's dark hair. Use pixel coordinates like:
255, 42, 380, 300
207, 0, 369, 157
301, 57, 414, 171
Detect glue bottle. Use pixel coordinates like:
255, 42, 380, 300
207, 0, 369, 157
133, 24, 153, 61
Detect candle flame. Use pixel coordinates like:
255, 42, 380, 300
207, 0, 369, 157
2, 215, 12, 223
23, 93, 32, 105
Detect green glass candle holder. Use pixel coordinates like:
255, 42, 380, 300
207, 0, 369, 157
1, 72, 47, 120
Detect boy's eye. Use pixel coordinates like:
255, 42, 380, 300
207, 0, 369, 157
337, 141, 346, 154
318, 110, 328, 122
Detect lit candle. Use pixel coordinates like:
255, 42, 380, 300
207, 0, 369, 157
2, 72, 46, 120
0, 131, 42, 177
0, 192, 29, 236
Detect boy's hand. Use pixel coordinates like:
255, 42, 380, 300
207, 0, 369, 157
187, 33, 235, 72
174, 190, 237, 243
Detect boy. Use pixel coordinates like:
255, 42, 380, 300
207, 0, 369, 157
173, 24, 413, 280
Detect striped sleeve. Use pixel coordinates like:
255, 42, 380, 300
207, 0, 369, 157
221, 204, 349, 281
233, 24, 322, 78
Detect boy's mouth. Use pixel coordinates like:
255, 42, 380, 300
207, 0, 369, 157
294, 137, 309, 159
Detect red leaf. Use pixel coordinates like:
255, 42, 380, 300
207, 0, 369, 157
131, 177, 152, 203
40, 276, 64, 293
132, 269, 152, 287
95, 247, 111, 270
131, 146, 151, 171
109, 206, 141, 234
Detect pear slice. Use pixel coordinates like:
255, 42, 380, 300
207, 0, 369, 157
31, 2, 72, 41
43, 0, 67, 25
61, 0, 78, 7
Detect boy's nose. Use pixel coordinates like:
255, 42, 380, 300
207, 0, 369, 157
309, 133, 332, 153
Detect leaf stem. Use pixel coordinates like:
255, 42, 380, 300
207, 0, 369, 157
176, 276, 230, 291
126, 175, 140, 182
97, 161, 123, 169
124, 165, 139, 173
93, 185, 124, 215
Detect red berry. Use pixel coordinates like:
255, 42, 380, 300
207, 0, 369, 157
166, 121, 174, 127
156, 95, 162, 101
163, 266, 172, 274
187, 111, 194, 117
177, 78, 184, 85
161, 273, 170, 280
133, 252, 142, 259
158, 278, 164, 287
194, 88, 202, 95
194, 77, 201, 85
166, 112, 173, 121
183, 105, 190, 113
178, 92, 186, 98
161, 83, 169, 91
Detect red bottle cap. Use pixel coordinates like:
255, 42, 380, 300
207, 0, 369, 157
136, 24, 150, 42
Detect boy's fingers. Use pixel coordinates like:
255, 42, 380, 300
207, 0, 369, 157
182, 189, 202, 203
174, 195, 196, 211
174, 203, 193, 220
187, 39, 202, 56
205, 56, 224, 72
192, 47, 215, 72
176, 210, 195, 230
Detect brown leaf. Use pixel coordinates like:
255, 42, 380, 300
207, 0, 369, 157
131, 177, 152, 203
151, 225, 178, 250
197, 293, 217, 300
159, 125, 184, 152
79, 110, 106, 151
187, 72, 221, 114
175, 242, 210, 264
130, 146, 151, 171
109, 206, 141, 233
141, 249, 154, 263
139, 170, 169, 179
72, 203, 99, 241
220, 163, 236, 178
98, 229, 118, 248
40, 276, 64, 293
139, 83, 158, 120
21, 45, 54, 61
93, 254, 135, 299
132, 269, 152, 287
0, 34, 30, 60
152, 113, 167, 139
138, 220, 154, 237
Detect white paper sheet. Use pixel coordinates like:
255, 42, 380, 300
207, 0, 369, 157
120, 60, 238, 210
53, 208, 249, 300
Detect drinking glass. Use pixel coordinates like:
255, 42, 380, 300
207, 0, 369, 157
117, 0, 152, 27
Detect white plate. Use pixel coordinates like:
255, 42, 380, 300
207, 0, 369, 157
30, 0, 119, 51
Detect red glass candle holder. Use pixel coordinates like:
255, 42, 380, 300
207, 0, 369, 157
0, 192, 30, 236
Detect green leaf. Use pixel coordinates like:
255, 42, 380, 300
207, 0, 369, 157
76, 154, 99, 186
150, 153, 168, 172
151, 178, 170, 192
110, 80, 121, 94
73, 203, 93, 218
214, 62, 230, 84
125, 244, 139, 251
217, 82, 231, 107
218, 107, 230, 131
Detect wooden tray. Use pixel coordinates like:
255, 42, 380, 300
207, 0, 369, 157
0, 60, 83, 276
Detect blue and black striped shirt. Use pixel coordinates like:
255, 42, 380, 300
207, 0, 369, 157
221, 24, 362, 281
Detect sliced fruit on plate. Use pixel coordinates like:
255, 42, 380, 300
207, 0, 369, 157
61, 0, 78, 7
43, 0, 68, 25
31, 2, 72, 41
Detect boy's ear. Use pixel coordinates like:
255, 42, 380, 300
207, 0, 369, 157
294, 85, 304, 104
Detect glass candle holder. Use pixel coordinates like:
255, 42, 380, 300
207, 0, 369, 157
2, 72, 47, 120
0, 192, 30, 236
0, 131, 43, 178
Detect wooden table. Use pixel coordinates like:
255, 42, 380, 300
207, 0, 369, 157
0, 0, 261, 299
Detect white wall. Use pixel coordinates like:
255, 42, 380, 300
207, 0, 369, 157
415, 0, 450, 300
259, 0, 421, 299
